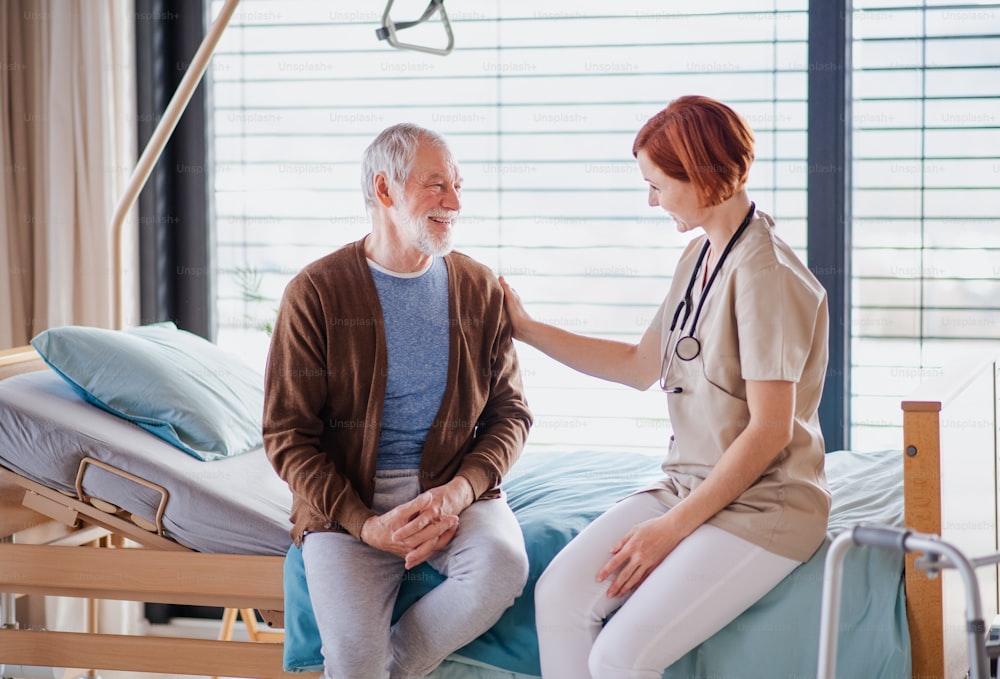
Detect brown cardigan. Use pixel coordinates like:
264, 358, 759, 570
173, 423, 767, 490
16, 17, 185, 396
263, 239, 532, 545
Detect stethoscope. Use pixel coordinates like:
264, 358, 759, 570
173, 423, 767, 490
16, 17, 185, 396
659, 202, 756, 394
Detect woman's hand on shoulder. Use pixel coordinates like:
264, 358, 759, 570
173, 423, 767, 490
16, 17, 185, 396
498, 275, 532, 341
498, 274, 662, 390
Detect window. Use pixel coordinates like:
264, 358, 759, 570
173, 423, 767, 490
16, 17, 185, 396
211, 0, 808, 454
850, 2, 1000, 450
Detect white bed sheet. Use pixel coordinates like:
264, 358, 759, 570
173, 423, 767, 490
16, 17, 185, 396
0, 369, 292, 555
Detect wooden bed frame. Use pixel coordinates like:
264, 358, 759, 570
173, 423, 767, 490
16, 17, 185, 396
0, 344, 997, 679
0, 347, 301, 679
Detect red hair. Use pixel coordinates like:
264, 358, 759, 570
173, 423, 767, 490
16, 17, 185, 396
632, 96, 755, 208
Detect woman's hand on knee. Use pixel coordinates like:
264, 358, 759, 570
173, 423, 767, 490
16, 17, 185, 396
597, 516, 681, 598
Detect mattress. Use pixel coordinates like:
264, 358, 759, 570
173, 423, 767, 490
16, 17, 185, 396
284, 447, 910, 678
0, 369, 292, 555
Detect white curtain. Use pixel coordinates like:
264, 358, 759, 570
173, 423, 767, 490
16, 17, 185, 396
0, 0, 138, 349
0, 0, 143, 641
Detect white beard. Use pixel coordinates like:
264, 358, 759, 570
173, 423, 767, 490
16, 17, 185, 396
398, 202, 457, 257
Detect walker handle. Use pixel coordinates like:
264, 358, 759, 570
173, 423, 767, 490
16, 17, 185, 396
851, 525, 910, 552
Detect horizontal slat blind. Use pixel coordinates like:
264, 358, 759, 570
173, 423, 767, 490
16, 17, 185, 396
850, 2, 1000, 450
211, 0, 808, 454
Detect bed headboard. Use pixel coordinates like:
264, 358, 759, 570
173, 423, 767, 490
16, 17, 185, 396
0, 346, 45, 380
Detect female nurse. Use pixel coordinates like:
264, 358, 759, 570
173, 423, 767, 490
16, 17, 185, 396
499, 95, 831, 678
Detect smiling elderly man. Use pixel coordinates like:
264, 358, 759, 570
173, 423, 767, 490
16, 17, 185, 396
263, 123, 532, 679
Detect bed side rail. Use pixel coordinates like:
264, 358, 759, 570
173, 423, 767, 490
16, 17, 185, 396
0, 544, 283, 609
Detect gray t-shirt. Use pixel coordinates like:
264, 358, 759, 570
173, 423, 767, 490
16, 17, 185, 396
369, 257, 450, 471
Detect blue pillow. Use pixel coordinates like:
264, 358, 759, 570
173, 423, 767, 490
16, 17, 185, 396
30, 322, 264, 461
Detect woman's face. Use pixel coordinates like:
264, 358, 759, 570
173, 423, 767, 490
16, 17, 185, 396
636, 149, 704, 232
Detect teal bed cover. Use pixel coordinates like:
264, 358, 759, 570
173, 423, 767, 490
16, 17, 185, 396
282, 447, 909, 678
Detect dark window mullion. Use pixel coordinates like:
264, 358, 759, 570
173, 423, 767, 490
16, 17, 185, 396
134, 0, 213, 340
808, 0, 852, 450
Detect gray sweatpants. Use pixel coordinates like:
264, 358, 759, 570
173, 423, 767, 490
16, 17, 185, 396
301, 469, 529, 679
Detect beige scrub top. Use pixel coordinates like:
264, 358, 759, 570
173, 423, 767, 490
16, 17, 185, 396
645, 209, 831, 563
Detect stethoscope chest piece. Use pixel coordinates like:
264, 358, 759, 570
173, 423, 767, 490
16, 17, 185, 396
658, 202, 756, 394
675, 335, 701, 361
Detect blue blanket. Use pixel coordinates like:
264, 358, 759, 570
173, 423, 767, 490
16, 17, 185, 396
282, 449, 909, 678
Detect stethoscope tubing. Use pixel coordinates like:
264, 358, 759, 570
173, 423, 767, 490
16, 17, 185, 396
659, 202, 756, 392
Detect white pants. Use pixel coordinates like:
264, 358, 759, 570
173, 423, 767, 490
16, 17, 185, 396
534, 491, 799, 679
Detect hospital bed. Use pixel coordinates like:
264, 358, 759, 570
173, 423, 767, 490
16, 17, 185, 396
0, 345, 293, 679
3, 0, 995, 674
0, 340, 997, 679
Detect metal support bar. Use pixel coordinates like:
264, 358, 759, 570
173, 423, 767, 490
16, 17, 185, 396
112, 0, 242, 329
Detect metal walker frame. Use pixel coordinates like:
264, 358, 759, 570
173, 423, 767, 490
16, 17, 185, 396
818, 525, 999, 679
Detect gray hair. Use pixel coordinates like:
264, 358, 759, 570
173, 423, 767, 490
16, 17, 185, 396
360, 123, 451, 210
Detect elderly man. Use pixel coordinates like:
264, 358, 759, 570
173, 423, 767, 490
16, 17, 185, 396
263, 123, 532, 679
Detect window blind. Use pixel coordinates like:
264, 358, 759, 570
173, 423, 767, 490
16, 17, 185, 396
850, 2, 1000, 450
210, 0, 809, 454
